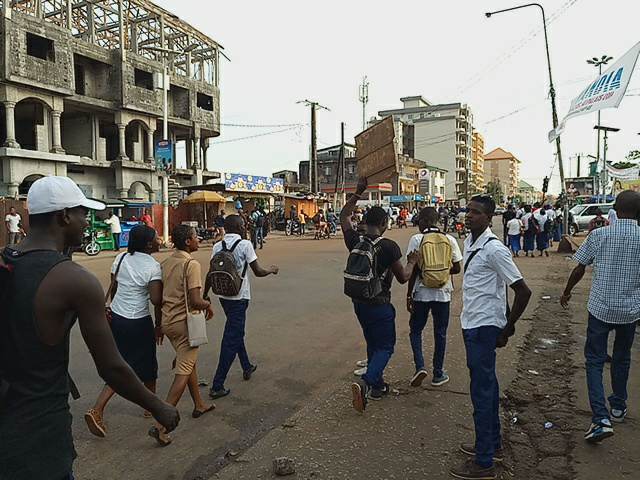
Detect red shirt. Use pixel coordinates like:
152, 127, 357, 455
141, 214, 154, 228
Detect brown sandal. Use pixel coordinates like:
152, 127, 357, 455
148, 426, 172, 446
192, 404, 216, 419
84, 409, 106, 438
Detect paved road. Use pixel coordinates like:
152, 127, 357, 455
71, 226, 437, 480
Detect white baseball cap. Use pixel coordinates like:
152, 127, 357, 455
27, 176, 106, 214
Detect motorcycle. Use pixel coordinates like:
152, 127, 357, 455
82, 230, 101, 256
285, 219, 302, 236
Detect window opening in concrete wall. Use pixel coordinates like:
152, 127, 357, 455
134, 68, 154, 90
170, 85, 190, 119
61, 110, 93, 158
26, 33, 55, 61
15, 100, 46, 151
196, 92, 213, 111
75, 64, 86, 95
99, 122, 118, 161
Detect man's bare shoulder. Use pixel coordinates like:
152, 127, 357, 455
43, 260, 103, 294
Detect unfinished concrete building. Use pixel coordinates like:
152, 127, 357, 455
0, 0, 222, 201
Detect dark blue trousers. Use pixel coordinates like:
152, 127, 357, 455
212, 299, 251, 390
585, 313, 636, 423
353, 302, 396, 389
463, 326, 502, 469
409, 301, 450, 376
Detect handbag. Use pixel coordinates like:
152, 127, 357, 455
104, 254, 127, 323
183, 259, 208, 347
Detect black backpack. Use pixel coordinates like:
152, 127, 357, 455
208, 240, 248, 297
344, 236, 386, 301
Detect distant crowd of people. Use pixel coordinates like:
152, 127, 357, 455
500, 203, 563, 257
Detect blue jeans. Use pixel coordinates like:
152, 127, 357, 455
584, 313, 636, 423
212, 299, 252, 390
463, 326, 502, 469
409, 301, 450, 376
353, 301, 396, 389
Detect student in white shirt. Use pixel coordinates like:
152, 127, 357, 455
104, 211, 122, 251
506, 217, 523, 257
406, 207, 462, 387
521, 205, 535, 257
450, 195, 531, 480
84, 225, 163, 437
205, 215, 279, 399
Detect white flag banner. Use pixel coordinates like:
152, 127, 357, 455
549, 41, 640, 143
606, 164, 640, 181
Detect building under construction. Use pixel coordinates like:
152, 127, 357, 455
0, 0, 222, 201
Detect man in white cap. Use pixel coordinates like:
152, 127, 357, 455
0, 176, 179, 480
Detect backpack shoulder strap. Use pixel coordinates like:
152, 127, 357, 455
464, 237, 500, 272
229, 239, 243, 253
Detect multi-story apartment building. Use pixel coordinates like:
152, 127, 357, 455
483, 147, 521, 199
299, 143, 357, 193
471, 130, 485, 194
517, 180, 541, 205
0, 0, 222, 200
377, 96, 473, 201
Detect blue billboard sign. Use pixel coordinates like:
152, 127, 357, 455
155, 140, 173, 172
224, 173, 284, 194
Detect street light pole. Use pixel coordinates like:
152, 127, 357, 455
140, 44, 198, 245
486, 3, 567, 235
587, 55, 613, 202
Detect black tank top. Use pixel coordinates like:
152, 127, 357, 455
0, 248, 76, 480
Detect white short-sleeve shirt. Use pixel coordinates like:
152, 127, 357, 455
4, 213, 21, 233
104, 215, 122, 234
109, 252, 162, 319
211, 233, 258, 300
507, 218, 522, 236
461, 227, 523, 330
407, 229, 463, 303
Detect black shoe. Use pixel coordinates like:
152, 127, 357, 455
243, 364, 257, 381
209, 388, 231, 399
369, 383, 390, 401
351, 380, 369, 413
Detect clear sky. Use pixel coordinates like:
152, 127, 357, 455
155, 0, 640, 193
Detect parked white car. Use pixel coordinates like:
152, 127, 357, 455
569, 203, 614, 235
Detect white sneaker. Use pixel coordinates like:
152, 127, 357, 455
353, 367, 367, 376
356, 359, 368, 368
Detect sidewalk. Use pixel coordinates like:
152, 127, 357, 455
211, 252, 640, 480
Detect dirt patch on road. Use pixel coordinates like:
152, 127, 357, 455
501, 270, 578, 479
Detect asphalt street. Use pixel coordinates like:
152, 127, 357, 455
71, 226, 434, 479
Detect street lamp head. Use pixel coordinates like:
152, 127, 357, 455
485, 12, 492, 18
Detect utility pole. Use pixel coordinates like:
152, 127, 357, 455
297, 99, 330, 193
486, 3, 568, 235
359, 76, 369, 132
333, 122, 345, 210
587, 55, 613, 201
594, 125, 620, 200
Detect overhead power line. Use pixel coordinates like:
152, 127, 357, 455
220, 122, 307, 128
211, 126, 300, 145
450, 0, 582, 97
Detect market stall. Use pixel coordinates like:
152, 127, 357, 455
182, 191, 226, 228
